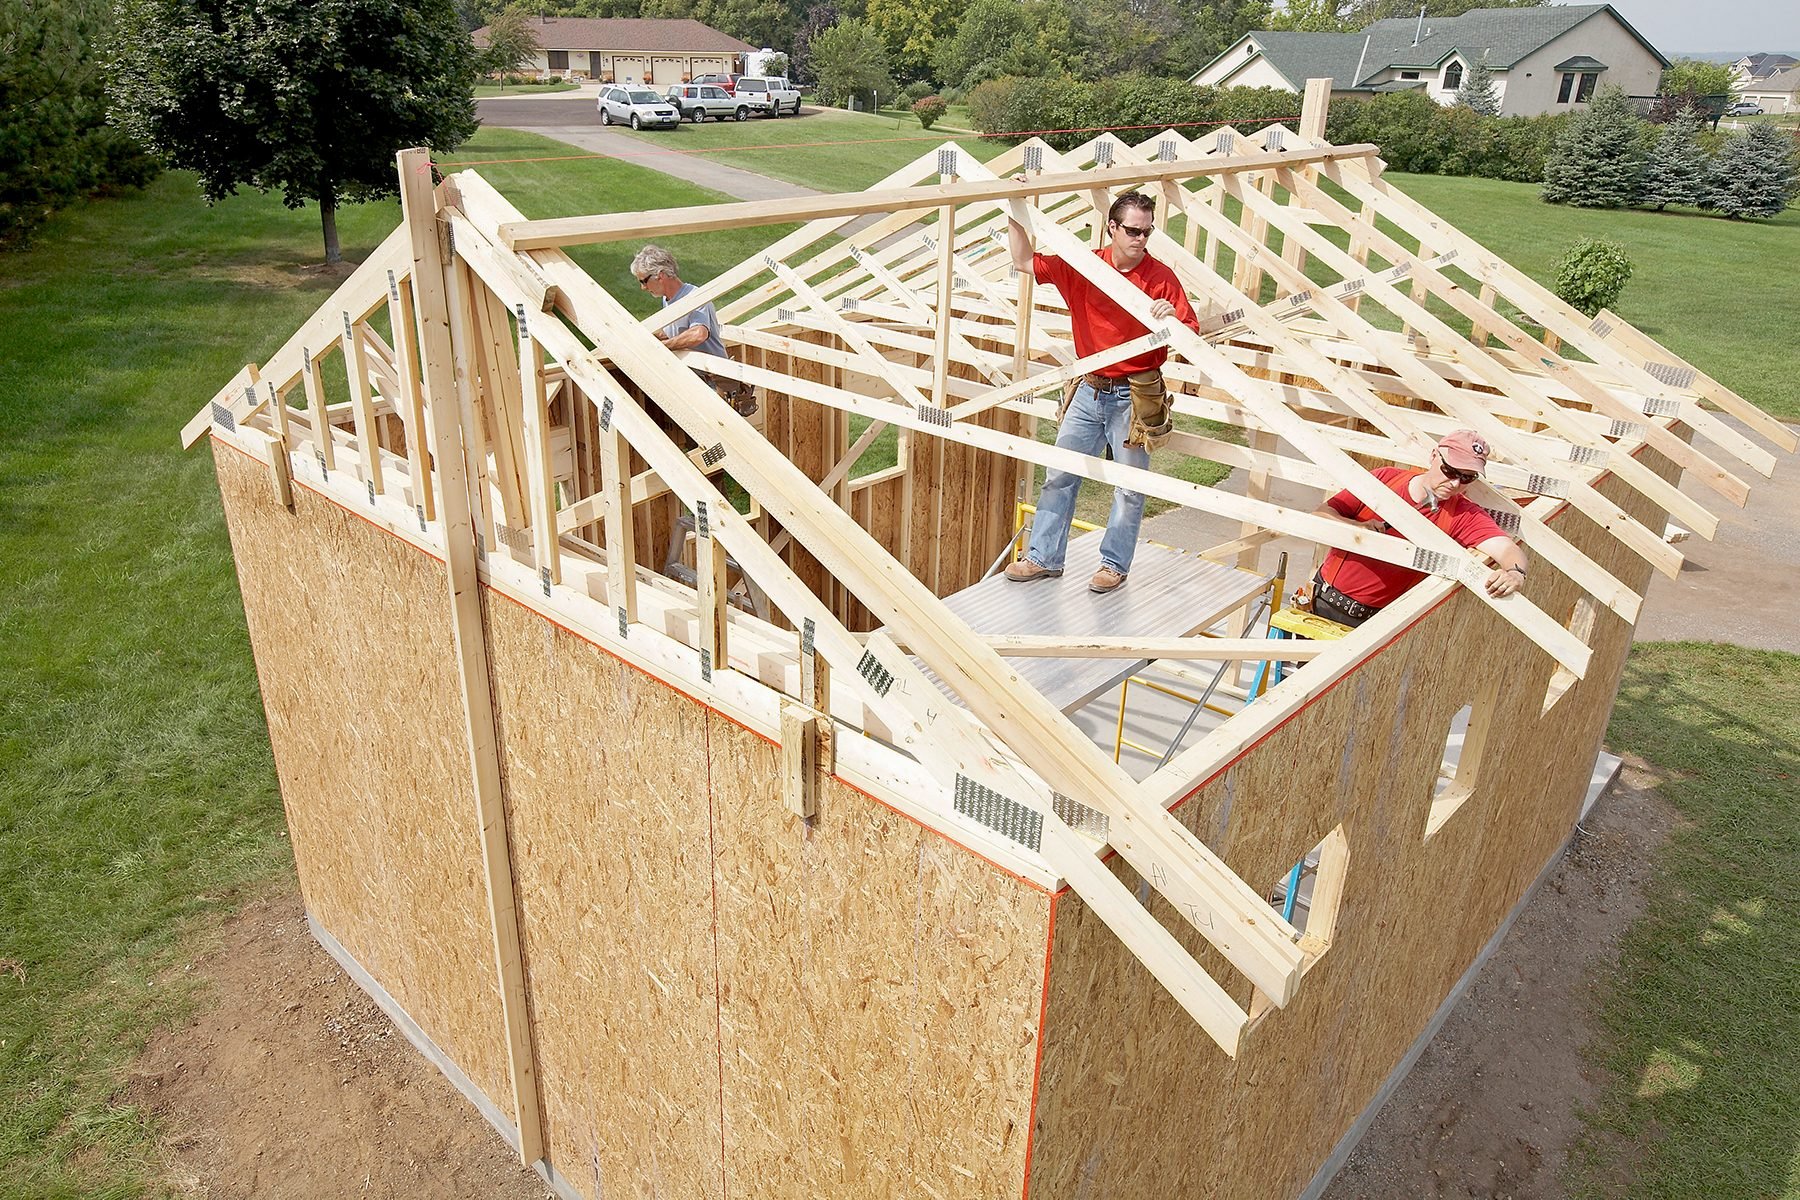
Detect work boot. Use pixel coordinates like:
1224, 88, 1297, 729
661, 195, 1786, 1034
1003, 559, 1062, 582
1089, 566, 1126, 594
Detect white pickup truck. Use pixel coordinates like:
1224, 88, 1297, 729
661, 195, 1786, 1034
733, 76, 802, 117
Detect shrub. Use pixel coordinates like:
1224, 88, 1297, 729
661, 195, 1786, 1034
1642, 107, 1710, 210
900, 80, 935, 105
938, 85, 964, 106
967, 76, 1019, 139
1553, 239, 1633, 316
913, 95, 948, 129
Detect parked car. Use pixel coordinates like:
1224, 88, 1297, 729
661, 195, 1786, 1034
665, 83, 749, 122
692, 73, 736, 95
598, 86, 682, 130
1723, 101, 1765, 115
733, 76, 802, 117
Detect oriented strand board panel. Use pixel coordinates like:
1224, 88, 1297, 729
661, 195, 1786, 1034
1024, 457, 1671, 1200
709, 716, 1050, 1199
211, 441, 514, 1122
481, 591, 724, 1200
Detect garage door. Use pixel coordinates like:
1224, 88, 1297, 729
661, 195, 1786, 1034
652, 57, 684, 85
690, 57, 726, 77
613, 56, 646, 84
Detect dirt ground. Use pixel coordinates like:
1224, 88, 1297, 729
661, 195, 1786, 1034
124, 892, 551, 1200
125, 763, 1671, 1200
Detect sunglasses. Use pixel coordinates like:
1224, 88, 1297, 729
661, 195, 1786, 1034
1112, 221, 1153, 239
636, 272, 656, 287
1438, 457, 1480, 485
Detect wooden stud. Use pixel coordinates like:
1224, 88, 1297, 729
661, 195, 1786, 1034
395, 146, 543, 1169
780, 702, 818, 820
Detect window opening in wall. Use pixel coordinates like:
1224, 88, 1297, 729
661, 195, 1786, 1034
547, 49, 569, 70
1400, 70, 1420, 80
1250, 825, 1349, 1022
1426, 677, 1500, 840
1444, 61, 1464, 90
1558, 72, 1576, 102
1543, 597, 1599, 714
1576, 72, 1599, 102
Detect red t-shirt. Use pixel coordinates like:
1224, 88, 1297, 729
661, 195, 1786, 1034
1319, 468, 1507, 608
1033, 248, 1199, 376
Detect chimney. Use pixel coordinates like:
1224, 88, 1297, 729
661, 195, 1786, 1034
1413, 4, 1426, 46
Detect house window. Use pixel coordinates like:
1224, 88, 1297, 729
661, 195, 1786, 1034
1577, 72, 1599, 102
1401, 70, 1420, 80
1444, 61, 1464, 90
1558, 72, 1575, 102
547, 49, 569, 70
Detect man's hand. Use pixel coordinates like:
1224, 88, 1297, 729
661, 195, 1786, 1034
1483, 566, 1524, 597
1148, 298, 1176, 321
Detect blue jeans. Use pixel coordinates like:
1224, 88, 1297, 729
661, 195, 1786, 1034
1024, 379, 1148, 575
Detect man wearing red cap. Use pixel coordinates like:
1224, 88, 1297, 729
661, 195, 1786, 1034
1309, 431, 1529, 628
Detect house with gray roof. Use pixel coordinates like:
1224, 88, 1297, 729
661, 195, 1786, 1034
1741, 65, 1800, 114
472, 17, 754, 87
1189, 4, 1669, 117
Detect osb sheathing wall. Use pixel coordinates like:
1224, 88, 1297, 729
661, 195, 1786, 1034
212, 443, 517, 1124
212, 422, 1670, 1200
1024, 451, 1673, 1200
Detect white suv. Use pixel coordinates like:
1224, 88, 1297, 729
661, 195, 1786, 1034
733, 76, 802, 117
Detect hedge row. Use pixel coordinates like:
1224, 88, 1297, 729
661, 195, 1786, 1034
966, 76, 1574, 183
967, 75, 1299, 151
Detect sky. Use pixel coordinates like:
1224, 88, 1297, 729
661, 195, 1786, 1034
1607, 0, 1799, 56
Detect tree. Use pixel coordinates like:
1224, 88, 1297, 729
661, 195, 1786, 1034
482, 4, 541, 85
808, 17, 893, 107
1641, 106, 1709, 210
1266, 0, 1351, 32
863, 0, 957, 83
1541, 85, 1646, 208
1704, 123, 1799, 219
761, 51, 789, 77
1454, 55, 1498, 116
108, 0, 479, 265
1659, 58, 1735, 102
1, 0, 158, 247
792, 2, 839, 82
934, 0, 1068, 90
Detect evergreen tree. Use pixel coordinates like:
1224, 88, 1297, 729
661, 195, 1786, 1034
1454, 55, 1499, 116
108, 0, 478, 264
1641, 106, 1709, 210
1541, 85, 1647, 208
1704, 123, 1800, 219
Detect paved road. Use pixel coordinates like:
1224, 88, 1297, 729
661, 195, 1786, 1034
477, 89, 825, 204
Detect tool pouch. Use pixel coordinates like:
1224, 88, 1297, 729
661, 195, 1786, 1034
1124, 368, 1172, 451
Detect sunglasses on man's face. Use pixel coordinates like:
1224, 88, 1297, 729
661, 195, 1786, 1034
1439, 458, 1479, 485
1111, 220, 1153, 239
636, 272, 656, 287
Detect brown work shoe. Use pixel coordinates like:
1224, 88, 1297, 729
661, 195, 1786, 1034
1003, 559, 1063, 582
1089, 566, 1126, 594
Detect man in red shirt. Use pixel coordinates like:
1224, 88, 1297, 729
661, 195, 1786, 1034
1001, 191, 1200, 594
1310, 430, 1529, 627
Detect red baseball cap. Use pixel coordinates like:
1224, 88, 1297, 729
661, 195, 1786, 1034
1437, 430, 1490, 474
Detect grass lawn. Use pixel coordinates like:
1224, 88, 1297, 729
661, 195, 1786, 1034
602, 106, 1005, 193
1581, 643, 1800, 1199
1387, 172, 1800, 422
0, 120, 1795, 1199
0, 126, 787, 1200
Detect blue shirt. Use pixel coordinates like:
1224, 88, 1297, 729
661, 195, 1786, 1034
660, 282, 727, 360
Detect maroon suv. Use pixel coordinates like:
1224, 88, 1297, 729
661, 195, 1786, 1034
692, 73, 736, 95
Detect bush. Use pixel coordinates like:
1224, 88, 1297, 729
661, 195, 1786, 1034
1553, 239, 1633, 316
900, 80, 935, 105
913, 95, 948, 129
1325, 93, 1564, 181
967, 76, 1019, 139
938, 85, 964, 107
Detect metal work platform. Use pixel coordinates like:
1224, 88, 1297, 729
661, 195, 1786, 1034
904, 533, 1268, 714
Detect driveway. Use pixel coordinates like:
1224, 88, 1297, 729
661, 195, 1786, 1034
476, 88, 824, 204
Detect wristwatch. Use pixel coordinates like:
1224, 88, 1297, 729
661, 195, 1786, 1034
1504, 565, 1526, 576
